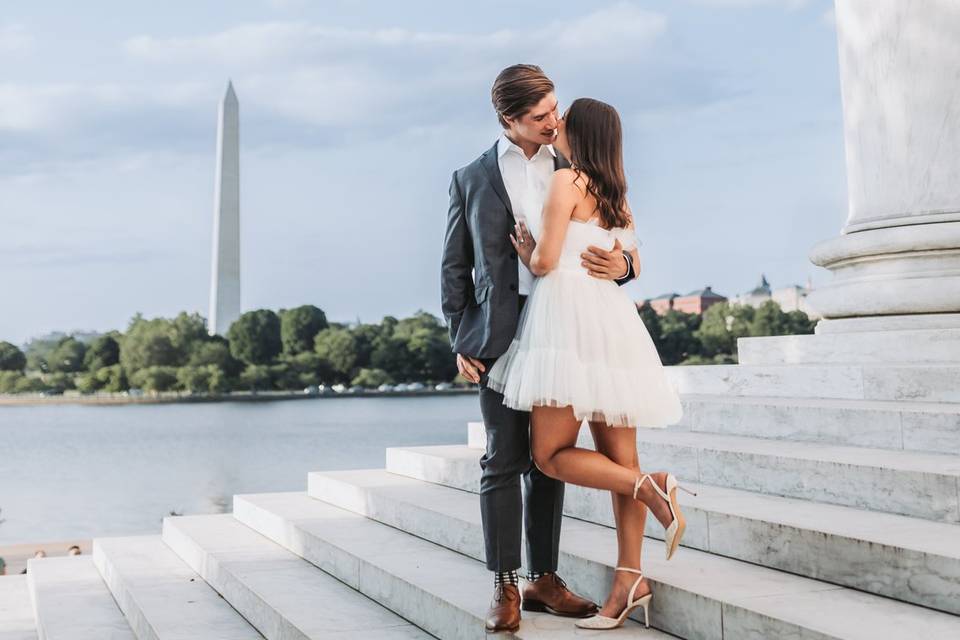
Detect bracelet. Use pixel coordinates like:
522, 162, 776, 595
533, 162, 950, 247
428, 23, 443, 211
621, 252, 633, 279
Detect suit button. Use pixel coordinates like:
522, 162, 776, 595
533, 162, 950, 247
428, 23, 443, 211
509, 283, 517, 291
510, 252, 517, 260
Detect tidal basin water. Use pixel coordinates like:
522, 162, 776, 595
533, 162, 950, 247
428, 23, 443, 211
0, 395, 480, 544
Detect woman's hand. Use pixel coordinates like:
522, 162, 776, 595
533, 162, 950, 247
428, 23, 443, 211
510, 219, 536, 269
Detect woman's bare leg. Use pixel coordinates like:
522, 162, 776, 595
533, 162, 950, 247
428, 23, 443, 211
589, 421, 651, 618
530, 405, 672, 527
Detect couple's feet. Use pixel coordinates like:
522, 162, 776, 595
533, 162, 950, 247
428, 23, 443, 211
485, 573, 598, 633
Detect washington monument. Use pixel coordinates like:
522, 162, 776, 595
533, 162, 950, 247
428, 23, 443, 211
208, 81, 241, 336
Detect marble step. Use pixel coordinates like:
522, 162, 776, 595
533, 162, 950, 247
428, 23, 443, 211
161, 513, 431, 639
465, 424, 960, 523
677, 394, 960, 454
303, 470, 960, 640
232, 492, 661, 640
0, 576, 37, 640
26, 556, 134, 640
737, 327, 960, 365
664, 362, 960, 402
381, 446, 960, 614
92, 535, 264, 640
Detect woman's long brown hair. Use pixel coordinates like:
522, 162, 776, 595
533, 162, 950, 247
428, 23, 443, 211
563, 98, 631, 229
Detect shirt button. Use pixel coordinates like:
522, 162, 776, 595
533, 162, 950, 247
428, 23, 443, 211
509, 283, 517, 291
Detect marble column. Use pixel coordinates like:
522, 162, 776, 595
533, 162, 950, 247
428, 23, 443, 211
807, 0, 960, 333
208, 81, 241, 336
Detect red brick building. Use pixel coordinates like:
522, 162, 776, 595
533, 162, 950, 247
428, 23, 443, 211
644, 286, 727, 316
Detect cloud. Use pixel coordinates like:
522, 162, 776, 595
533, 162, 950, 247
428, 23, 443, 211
1, 2, 682, 173
690, 0, 809, 8
123, 4, 666, 68
0, 24, 33, 53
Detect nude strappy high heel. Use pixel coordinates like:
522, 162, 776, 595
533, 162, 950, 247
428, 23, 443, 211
574, 567, 651, 630
634, 473, 695, 560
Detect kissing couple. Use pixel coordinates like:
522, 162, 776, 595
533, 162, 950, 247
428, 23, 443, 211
441, 64, 687, 633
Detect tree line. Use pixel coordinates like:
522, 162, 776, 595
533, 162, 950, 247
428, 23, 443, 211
0, 306, 458, 394
0, 300, 814, 395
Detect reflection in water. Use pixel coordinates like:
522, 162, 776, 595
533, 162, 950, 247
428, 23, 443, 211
0, 395, 478, 544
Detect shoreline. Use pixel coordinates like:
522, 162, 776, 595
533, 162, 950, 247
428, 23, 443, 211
0, 387, 477, 407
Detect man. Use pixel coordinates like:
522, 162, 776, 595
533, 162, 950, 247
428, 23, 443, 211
441, 64, 636, 633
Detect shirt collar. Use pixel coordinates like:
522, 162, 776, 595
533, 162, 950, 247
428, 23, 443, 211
498, 133, 557, 160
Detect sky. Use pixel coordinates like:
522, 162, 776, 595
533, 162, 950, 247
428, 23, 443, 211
0, 0, 848, 346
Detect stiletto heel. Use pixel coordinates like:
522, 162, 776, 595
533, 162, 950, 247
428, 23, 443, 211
574, 567, 652, 630
634, 473, 689, 560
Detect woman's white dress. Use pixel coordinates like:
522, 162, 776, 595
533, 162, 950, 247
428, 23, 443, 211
486, 218, 683, 428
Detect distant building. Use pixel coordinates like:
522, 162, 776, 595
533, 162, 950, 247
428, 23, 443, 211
647, 292, 679, 315
644, 286, 727, 316
732, 274, 820, 318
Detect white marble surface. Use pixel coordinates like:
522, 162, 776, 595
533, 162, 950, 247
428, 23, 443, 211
461, 423, 960, 522
162, 514, 429, 639
232, 492, 659, 640
737, 328, 960, 365
0, 576, 36, 640
92, 536, 262, 640
666, 363, 960, 402
302, 471, 960, 638
383, 446, 960, 614
835, 0, 960, 228
679, 394, 960, 454
26, 557, 133, 640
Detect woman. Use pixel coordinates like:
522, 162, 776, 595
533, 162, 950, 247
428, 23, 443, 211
486, 98, 688, 630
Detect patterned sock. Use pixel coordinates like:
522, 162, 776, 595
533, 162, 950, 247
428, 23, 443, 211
526, 570, 549, 582
494, 570, 519, 588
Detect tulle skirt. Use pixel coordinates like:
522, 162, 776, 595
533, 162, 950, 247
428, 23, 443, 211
486, 269, 683, 428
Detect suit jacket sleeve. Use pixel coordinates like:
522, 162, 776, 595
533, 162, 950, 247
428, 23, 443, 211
440, 171, 473, 348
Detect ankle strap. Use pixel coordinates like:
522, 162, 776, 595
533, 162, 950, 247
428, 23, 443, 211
614, 567, 643, 575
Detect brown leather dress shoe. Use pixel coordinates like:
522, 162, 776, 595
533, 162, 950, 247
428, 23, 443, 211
485, 583, 521, 633
521, 573, 599, 618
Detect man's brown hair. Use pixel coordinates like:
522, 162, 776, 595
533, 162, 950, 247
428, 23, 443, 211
491, 64, 555, 129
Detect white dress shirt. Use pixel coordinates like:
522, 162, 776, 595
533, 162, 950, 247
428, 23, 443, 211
497, 133, 557, 296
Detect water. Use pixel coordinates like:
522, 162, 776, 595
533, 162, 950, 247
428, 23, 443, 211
0, 395, 480, 544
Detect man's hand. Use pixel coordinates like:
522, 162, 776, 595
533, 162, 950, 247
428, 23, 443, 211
456, 353, 486, 384
581, 239, 629, 280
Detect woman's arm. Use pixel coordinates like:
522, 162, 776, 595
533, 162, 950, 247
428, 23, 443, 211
528, 169, 580, 276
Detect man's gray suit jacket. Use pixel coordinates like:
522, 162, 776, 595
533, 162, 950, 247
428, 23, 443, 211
441, 140, 571, 360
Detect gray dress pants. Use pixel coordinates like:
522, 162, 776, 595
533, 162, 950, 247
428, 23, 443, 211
477, 298, 565, 572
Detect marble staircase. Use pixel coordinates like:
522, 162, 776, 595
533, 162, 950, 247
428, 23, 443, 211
3, 332, 960, 638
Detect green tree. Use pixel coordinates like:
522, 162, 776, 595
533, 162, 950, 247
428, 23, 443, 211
0, 371, 24, 393
228, 310, 282, 365
785, 310, 815, 335
120, 315, 180, 372
176, 365, 215, 393
14, 376, 46, 393
658, 310, 702, 365
41, 372, 75, 393
750, 300, 792, 337
83, 335, 120, 371
239, 364, 272, 391
130, 366, 179, 392
314, 327, 359, 383
695, 302, 754, 358
188, 338, 243, 377
351, 367, 393, 388
280, 305, 329, 355
23, 337, 59, 373
279, 351, 334, 388
636, 303, 663, 353
0, 342, 26, 372
47, 337, 87, 373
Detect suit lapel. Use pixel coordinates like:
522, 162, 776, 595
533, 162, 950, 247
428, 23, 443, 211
480, 140, 514, 218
